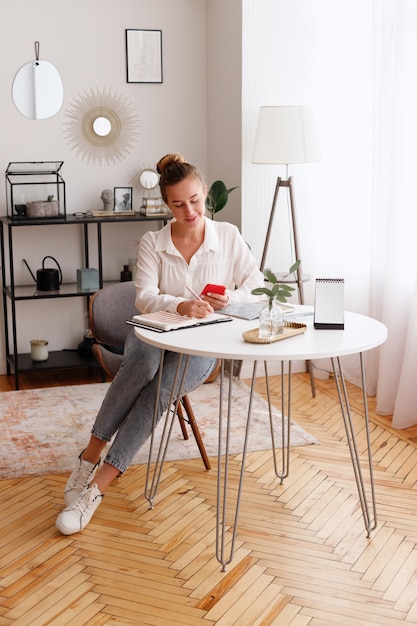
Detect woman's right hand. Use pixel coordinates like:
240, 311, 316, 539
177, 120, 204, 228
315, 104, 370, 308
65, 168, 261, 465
177, 299, 214, 318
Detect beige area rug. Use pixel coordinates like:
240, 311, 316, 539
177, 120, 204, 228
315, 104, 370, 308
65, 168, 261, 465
0, 379, 318, 479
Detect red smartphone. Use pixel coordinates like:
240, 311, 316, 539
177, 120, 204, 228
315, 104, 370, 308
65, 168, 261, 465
201, 283, 226, 296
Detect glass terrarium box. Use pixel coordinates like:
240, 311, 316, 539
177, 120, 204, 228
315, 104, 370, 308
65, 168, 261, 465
5, 161, 66, 220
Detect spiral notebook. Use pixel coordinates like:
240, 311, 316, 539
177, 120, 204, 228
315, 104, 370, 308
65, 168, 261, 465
126, 311, 233, 332
314, 278, 345, 329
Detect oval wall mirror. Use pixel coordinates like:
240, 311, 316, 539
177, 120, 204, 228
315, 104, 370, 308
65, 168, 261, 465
139, 169, 160, 190
12, 60, 64, 120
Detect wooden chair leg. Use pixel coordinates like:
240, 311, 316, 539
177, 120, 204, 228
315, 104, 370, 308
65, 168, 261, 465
204, 358, 221, 384
180, 394, 211, 470
176, 402, 189, 440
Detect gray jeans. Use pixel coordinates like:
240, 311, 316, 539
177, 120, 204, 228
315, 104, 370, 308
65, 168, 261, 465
91, 329, 216, 473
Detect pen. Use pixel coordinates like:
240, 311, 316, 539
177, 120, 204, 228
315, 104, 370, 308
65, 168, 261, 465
186, 285, 203, 301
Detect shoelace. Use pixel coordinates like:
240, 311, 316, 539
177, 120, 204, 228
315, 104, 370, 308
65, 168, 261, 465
72, 487, 101, 514
77, 464, 95, 484
69, 459, 97, 490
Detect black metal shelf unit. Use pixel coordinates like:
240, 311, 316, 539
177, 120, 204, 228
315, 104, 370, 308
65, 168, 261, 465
0, 213, 168, 388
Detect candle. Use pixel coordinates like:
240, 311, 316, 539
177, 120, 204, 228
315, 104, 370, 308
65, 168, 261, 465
30, 339, 48, 361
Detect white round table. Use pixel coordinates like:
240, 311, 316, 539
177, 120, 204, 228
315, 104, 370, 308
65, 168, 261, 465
135, 306, 387, 570
134, 306, 386, 362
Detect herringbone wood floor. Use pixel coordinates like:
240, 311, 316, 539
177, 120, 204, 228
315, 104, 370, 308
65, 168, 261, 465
2, 368, 417, 625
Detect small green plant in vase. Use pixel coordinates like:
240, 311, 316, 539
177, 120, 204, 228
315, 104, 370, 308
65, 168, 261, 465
252, 261, 300, 337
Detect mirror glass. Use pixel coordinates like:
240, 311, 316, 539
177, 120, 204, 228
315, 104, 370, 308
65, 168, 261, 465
12, 60, 64, 120
139, 169, 159, 190
93, 116, 112, 136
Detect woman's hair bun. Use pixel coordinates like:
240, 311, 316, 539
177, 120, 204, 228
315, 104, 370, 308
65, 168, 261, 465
156, 153, 205, 202
156, 153, 185, 175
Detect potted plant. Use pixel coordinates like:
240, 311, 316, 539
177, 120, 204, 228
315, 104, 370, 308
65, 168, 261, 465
205, 180, 238, 219
252, 261, 300, 337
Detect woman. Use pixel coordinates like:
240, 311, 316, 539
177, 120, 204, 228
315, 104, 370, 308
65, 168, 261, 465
56, 154, 264, 535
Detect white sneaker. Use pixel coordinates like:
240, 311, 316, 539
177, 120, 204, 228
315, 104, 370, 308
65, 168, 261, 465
56, 483, 103, 535
64, 452, 101, 506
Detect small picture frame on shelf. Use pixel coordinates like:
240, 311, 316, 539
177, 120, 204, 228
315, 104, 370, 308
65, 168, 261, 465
114, 187, 133, 213
126, 29, 163, 84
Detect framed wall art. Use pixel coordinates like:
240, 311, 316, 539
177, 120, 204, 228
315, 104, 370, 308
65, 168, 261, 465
114, 187, 133, 213
126, 29, 163, 84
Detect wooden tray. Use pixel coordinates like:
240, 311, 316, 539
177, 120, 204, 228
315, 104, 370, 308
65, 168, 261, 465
242, 321, 307, 344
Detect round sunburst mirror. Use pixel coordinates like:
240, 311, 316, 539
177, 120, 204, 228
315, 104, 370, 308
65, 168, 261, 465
63, 87, 139, 165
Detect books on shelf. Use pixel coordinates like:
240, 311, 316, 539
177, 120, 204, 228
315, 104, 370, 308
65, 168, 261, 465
139, 206, 171, 217
140, 196, 170, 216
142, 197, 164, 207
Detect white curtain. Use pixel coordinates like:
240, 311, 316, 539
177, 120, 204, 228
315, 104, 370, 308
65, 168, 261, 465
369, 0, 417, 427
304, 0, 417, 428
243, 0, 417, 426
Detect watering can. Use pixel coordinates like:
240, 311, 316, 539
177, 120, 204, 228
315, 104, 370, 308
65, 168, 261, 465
23, 256, 63, 291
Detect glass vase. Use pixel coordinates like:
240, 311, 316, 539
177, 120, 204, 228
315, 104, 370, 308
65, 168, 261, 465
259, 299, 284, 338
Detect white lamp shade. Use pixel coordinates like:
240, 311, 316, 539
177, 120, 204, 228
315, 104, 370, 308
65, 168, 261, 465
252, 105, 320, 164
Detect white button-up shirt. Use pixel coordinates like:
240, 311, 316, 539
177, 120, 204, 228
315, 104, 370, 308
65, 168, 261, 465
135, 217, 264, 314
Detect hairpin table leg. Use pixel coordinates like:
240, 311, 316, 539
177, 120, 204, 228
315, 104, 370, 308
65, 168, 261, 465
144, 350, 190, 509
331, 354, 377, 536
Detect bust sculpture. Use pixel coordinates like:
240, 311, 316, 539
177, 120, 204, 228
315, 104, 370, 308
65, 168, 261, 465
100, 188, 113, 211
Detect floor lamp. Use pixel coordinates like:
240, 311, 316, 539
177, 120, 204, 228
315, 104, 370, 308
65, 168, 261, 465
252, 105, 320, 394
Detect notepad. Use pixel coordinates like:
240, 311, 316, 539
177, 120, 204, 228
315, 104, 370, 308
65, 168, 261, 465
127, 311, 233, 332
314, 278, 345, 329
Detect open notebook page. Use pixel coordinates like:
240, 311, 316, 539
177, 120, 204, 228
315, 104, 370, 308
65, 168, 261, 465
127, 311, 233, 332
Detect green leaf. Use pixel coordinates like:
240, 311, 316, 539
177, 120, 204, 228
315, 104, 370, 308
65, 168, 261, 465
278, 284, 295, 295
252, 261, 301, 301
263, 268, 278, 284
271, 284, 282, 296
251, 287, 273, 297
289, 260, 301, 274
206, 180, 238, 215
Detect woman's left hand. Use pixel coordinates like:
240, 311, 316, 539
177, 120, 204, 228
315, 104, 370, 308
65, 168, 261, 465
202, 292, 229, 310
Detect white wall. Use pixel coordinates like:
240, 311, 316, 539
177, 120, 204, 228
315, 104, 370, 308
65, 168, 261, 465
0, 0, 209, 211
241, 0, 375, 316
2, 0, 327, 377
0, 0, 211, 370
241, 0, 323, 294
206, 0, 242, 228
